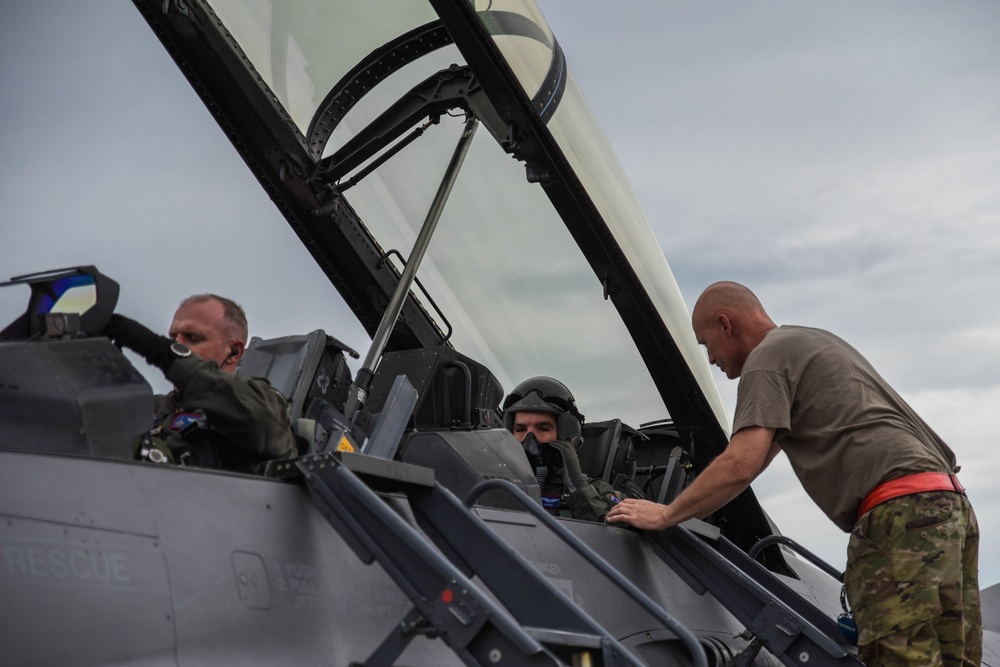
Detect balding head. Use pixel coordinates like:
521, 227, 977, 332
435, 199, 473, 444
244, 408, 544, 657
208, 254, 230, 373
692, 282, 776, 379
693, 282, 765, 320
179, 294, 248, 341
169, 294, 249, 374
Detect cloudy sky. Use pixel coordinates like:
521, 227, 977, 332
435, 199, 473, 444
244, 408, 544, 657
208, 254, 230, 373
2, 1, 998, 589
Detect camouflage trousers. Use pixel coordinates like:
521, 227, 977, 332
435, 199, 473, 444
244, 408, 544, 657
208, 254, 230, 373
845, 491, 981, 666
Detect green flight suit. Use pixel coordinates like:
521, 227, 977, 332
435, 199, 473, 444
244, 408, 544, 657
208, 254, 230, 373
150, 356, 296, 473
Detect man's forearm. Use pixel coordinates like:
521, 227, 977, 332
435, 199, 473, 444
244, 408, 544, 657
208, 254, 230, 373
663, 455, 756, 524
606, 455, 754, 531
606, 426, 776, 531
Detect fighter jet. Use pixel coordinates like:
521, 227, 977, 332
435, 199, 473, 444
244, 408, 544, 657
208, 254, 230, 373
1, 1, 996, 665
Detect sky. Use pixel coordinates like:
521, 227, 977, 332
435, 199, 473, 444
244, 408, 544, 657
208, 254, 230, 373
2, 0, 998, 590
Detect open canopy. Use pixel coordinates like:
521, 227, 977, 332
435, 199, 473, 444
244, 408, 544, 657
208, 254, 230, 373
134, 0, 729, 450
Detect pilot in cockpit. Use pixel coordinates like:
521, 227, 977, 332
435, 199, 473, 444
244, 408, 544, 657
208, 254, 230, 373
102, 294, 295, 472
502, 377, 620, 521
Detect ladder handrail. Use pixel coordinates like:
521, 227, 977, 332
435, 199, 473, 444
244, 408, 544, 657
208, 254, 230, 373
462, 479, 709, 667
747, 534, 844, 583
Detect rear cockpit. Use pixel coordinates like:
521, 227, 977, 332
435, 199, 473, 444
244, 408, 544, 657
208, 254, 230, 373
234, 317, 697, 518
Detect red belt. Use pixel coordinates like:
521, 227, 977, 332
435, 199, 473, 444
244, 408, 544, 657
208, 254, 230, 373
857, 472, 965, 520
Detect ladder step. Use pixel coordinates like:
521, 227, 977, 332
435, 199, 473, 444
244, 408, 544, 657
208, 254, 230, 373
523, 627, 605, 650
523, 627, 612, 667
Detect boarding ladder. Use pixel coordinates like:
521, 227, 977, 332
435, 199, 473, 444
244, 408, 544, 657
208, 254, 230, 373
296, 451, 709, 667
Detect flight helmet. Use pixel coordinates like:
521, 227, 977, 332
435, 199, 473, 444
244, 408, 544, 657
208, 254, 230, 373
502, 376, 585, 442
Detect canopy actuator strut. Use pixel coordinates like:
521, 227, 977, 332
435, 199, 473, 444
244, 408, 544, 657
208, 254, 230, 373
345, 116, 480, 419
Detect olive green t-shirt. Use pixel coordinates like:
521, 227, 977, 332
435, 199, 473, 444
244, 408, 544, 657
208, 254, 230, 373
733, 326, 956, 532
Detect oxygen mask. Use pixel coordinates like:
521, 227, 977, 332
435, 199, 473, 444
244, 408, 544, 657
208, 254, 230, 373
521, 432, 542, 457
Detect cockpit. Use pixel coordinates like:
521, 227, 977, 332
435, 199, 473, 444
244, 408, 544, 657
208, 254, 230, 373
0, 264, 688, 521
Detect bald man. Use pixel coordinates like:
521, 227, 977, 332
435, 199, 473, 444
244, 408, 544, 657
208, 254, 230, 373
606, 281, 980, 666
103, 294, 295, 472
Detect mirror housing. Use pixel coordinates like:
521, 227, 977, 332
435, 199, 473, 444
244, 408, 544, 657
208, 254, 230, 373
0, 265, 119, 340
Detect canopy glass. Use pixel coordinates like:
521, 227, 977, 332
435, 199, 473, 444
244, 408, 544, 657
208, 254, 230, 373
206, 0, 727, 429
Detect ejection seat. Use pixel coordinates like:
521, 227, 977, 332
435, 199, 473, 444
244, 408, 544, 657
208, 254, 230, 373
578, 418, 639, 485
236, 330, 357, 456
363, 346, 542, 511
